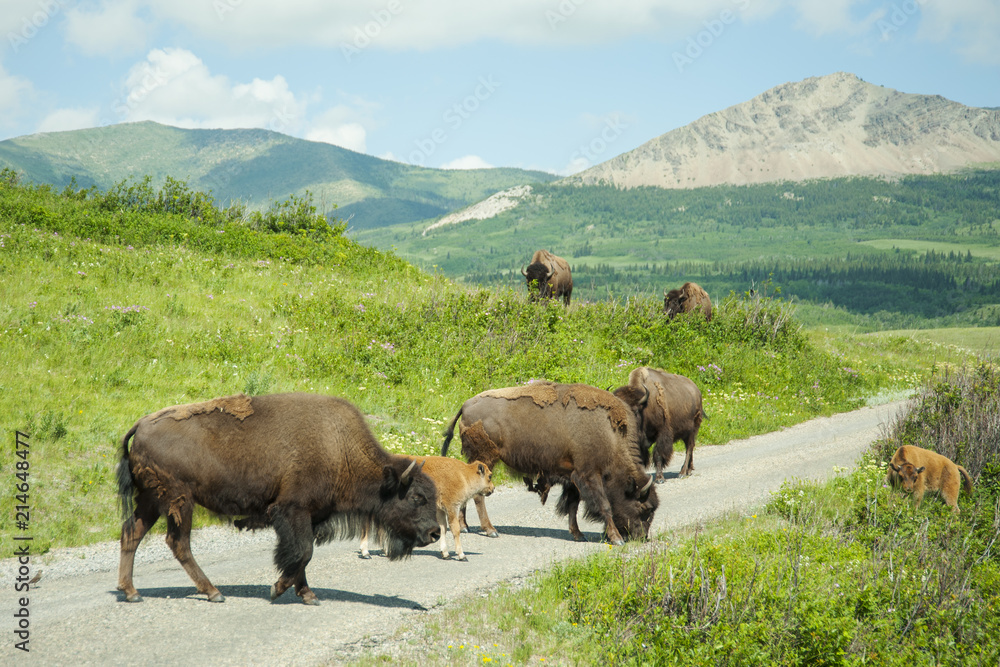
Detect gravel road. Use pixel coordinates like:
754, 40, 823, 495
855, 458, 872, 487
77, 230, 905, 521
8, 400, 907, 666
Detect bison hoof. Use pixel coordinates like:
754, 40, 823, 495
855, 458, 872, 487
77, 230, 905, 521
611, 538, 625, 547
441, 553, 451, 560
655, 478, 665, 484
457, 555, 468, 562
359, 552, 371, 560
270, 584, 281, 601
485, 529, 499, 538
571, 533, 586, 542
302, 595, 321, 606
125, 593, 143, 603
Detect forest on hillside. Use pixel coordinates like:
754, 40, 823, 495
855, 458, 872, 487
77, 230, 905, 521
362, 170, 1000, 329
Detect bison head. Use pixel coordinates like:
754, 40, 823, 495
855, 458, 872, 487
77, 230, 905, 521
373, 459, 441, 560
663, 288, 684, 318
522, 261, 554, 301
609, 474, 658, 541
889, 461, 925, 494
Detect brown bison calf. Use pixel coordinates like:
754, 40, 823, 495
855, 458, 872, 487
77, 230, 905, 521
361, 456, 495, 561
886, 445, 973, 514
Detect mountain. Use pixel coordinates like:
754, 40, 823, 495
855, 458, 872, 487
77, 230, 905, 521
0, 121, 557, 230
564, 72, 1000, 189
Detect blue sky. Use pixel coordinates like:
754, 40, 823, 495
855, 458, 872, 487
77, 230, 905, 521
2, 1, 998, 175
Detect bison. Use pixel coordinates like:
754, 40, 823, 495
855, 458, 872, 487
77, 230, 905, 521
360, 456, 494, 561
116, 392, 440, 606
522, 249, 573, 305
617, 367, 704, 482
664, 282, 712, 321
441, 382, 657, 545
886, 445, 974, 514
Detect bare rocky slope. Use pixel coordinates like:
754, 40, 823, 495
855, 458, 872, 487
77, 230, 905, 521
565, 72, 1000, 189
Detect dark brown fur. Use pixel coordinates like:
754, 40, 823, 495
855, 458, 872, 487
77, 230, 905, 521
360, 456, 494, 561
116, 393, 440, 605
522, 249, 573, 305
441, 382, 657, 545
664, 282, 712, 321
886, 445, 974, 514
617, 367, 704, 481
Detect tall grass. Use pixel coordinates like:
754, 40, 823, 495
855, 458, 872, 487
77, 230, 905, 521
0, 175, 957, 553
376, 366, 1000, 666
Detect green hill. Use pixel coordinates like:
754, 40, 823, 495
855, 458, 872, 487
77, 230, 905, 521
0, 121, 557, 230
357, 170, 1000, 330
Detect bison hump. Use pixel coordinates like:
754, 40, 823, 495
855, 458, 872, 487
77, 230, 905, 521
482, 382, 559, 407
148, 393, 254, 423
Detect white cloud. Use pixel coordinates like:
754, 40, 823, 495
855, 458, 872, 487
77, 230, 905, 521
918, 0, 1000, 65
36, 106, 101, 133
439, 155, 494, 170
1, 0, 66, 47
306, 122, 367, 152
112, 48, 307, 132
64, 0, 149, 56
792, 0, 884, 36
0, 65, 33, 132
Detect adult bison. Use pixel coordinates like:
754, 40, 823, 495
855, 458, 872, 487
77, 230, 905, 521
664, 282, 712, 321
116, 392, 440, 606
441, 382, 657, 545
522, 249, 573, 305
617, 367, 704, 482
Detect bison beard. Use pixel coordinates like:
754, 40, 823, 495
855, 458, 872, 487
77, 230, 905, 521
116, 393, 440, 606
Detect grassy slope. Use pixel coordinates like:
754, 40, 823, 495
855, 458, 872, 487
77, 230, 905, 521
0, 176, 958, 553
356, 172, 1000, 325
0, 121, 558, 229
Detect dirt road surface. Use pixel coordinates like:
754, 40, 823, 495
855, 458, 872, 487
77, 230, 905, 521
9, 400, 906, 666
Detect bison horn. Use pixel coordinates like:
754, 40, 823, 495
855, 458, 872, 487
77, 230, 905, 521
638, 475, 654, 501
520, 264, 528, 277
400, 459, 419, 487
545, 262, 554, 279
889, 463, 901, 473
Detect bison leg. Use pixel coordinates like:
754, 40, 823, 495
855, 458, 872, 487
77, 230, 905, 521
470, 495, 499, 538
270, 504, 319, 605
679, 430, 698, 477
571, 471, 625, 546
359, 519, 372, 559
164, 495, 225, 603
117, 489, 160, 603
556, 484, 585, 542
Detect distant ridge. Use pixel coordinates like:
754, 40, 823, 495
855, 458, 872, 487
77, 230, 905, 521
0, 121, 557, 230
565, 72, 1000, 189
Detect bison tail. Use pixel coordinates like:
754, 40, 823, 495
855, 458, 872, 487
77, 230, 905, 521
441, 407, 463, 456
117, 422, 140, 526
958, 466, 974, 494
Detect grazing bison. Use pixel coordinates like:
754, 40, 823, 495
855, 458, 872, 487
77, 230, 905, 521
616, 367, 704, 481
441, 382, 657, 545
664, 282, 712, 321
116, 393, 440, 606
360, 456, 494, 561
886, 445, 973, 514
522, 249, 573, 305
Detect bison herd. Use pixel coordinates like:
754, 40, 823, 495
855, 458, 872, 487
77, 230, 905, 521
116, 366, 704, 605
521, 248, 712, 321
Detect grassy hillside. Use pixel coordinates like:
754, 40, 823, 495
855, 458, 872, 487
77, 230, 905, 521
358, 170, 1000, 330
0, 121, 557, 230
0, 171, 959, 553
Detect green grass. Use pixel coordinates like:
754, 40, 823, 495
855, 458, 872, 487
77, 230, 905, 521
0, 170, 955, 554
362, 366, 1000, 666
866, 327, 1000, 358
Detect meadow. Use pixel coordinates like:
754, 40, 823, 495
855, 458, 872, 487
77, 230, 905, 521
2, 172, 996, 665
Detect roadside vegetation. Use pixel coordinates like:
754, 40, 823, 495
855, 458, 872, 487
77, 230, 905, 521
368, 364, 1000, 666
3, 171, 995, 666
